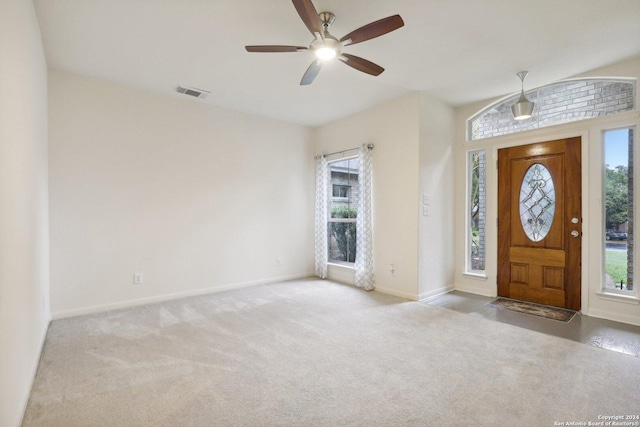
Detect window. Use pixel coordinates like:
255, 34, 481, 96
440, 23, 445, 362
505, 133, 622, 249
328, 157, 359, 264
519, 164, 555, 242
332, 184, 350, 199
468, 79, 636, 141
603, 128, 635, 294
468, 150, 486, 271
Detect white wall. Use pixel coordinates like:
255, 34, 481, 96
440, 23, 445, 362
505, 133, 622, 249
453, 55, 640, 326
418, 93, 456, 300
314, 94, 422, 299
49, 70, 315, 317
0, 1, 51, 426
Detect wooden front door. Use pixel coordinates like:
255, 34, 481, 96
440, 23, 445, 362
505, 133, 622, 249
497, 137, 582, 310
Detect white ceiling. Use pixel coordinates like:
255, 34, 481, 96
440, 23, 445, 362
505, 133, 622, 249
34, 0, 640, 127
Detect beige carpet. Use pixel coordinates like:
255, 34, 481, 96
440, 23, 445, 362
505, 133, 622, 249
23, 279, 640, 426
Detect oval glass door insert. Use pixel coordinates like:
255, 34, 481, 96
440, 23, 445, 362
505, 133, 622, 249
519, 163, 555, 242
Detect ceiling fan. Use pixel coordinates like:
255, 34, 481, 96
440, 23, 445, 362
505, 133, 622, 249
245, 0, 404, 85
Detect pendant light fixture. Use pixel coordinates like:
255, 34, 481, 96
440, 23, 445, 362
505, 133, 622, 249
511, 71, 535, 120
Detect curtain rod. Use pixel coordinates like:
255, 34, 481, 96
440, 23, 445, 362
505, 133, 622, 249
314, 144, 374, 160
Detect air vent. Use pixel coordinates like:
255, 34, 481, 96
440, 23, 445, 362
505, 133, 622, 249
176, 85, 210, 99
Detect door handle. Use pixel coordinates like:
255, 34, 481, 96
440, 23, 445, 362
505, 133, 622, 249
571, 230, 580, 238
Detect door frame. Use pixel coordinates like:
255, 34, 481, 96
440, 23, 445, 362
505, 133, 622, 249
487, 131, 588, 313
460, 113, 640, 323
496, 137, 582, 310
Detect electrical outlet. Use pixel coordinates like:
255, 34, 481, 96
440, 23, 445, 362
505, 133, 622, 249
390, 264, 396, 276
134, 273, 143, 284
276, 258, 282, 266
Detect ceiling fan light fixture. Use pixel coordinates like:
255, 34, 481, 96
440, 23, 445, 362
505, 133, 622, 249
315, 46, 337, 60
511, 71, 535, 120
312, 35, 341, 61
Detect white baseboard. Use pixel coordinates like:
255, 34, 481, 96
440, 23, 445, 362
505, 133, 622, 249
454, 283, 496, 298
51, 273, 313, 320
584, 308, 640, 327
374, 286, 418, 301
18, 315, 50, 427
419, 285, 455, 302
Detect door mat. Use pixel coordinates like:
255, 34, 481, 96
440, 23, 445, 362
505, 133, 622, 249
488, 298, 577, 322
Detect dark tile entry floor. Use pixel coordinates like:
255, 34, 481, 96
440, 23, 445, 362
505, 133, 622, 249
425, 291, 640, 357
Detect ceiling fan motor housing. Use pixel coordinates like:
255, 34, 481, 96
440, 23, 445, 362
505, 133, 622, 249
319, 12, 336, 28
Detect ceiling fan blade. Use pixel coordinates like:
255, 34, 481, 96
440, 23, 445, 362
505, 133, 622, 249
340, 15, 404, 46
292, 0, 323, 37
339, 54, 385, 76
300, 60, 322, 85
245, 45, 308, 53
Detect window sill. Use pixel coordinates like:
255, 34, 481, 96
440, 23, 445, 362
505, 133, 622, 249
463, 272, 488, 281
327, 262, 355, 271
595, 292, 640, 305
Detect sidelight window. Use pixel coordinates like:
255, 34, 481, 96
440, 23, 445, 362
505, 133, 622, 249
468, 150, 486, 271
603, 128, 635, 294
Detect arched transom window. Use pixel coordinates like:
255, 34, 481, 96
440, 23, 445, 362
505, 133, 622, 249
468, 78, 636, 141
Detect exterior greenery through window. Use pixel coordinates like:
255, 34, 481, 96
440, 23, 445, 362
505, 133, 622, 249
328, 157, 359, 264
469, 150, 486, 271
604, 128, 635, 294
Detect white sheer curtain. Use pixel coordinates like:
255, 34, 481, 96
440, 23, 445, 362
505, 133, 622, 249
354, 144, 374, 290
314, 155, 328, 279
